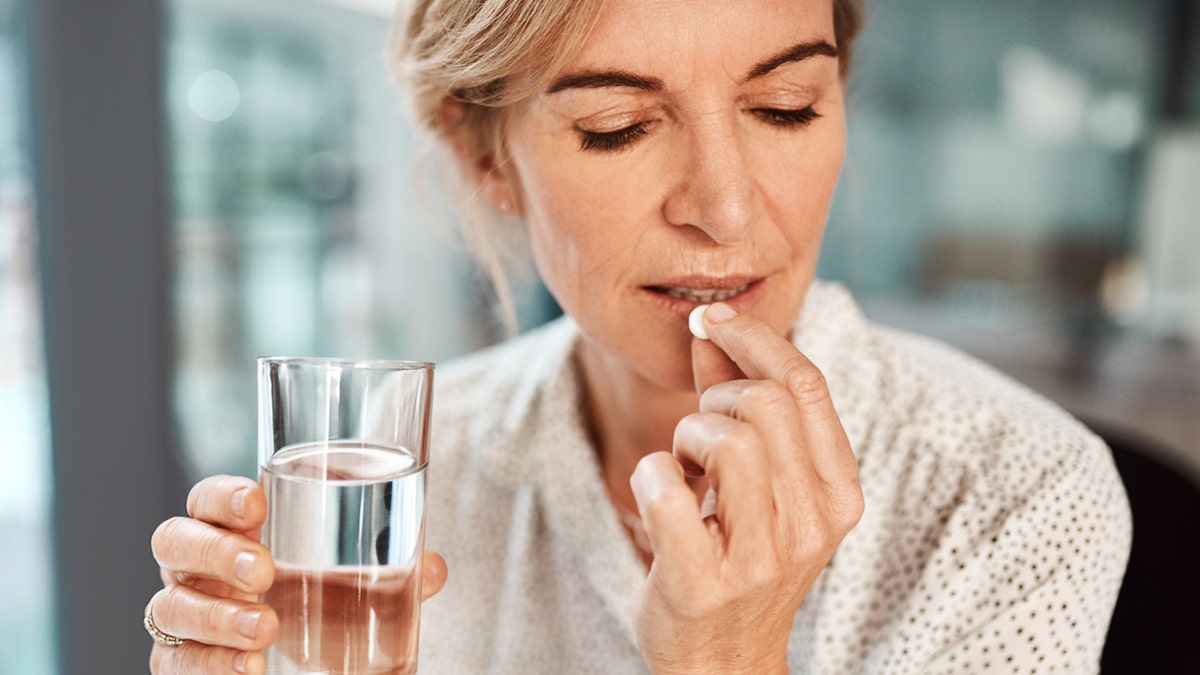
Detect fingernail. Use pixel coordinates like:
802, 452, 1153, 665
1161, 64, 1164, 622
234, 552, 256, 584
236, 610, 261, 639
231, 488, 248, 518
705, 302, 736, 323
233, 650, 249, 673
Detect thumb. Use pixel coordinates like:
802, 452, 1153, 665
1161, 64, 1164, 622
691, 335, 744, 396
421, 551, 448, 601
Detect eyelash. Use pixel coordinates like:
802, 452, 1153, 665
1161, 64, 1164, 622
753, 106, 822, 127
579, 124, 649, 152
576, 105, 821, 153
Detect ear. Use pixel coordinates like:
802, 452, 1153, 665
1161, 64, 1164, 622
437, 98, 522, 216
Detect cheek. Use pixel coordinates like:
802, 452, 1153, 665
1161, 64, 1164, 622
764, 125, 846, 248
515, 158, 638, 316
509, 124, 667, 303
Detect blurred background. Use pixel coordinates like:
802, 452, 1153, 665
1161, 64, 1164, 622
2, 0, 1197, 673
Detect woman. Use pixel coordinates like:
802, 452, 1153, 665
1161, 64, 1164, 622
147, 0, 1131, 673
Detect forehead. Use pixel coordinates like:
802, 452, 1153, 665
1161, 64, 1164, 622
563, 0, 835, 80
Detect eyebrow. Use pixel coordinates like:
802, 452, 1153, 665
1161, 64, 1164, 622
745, 40, 839, 81
546, 70, 665, 94
546, 39, 838, 95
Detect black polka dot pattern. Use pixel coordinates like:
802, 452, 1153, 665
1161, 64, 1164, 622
417, 282, 1132, 674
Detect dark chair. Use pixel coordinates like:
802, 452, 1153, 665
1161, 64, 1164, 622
1098, 423, 1200, 674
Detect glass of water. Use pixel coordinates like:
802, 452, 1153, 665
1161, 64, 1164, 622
257, 357, 434, 675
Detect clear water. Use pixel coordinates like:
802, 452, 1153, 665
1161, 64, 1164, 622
261, 441, 425, 675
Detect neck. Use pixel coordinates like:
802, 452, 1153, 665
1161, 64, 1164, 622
577, 339, 699, 515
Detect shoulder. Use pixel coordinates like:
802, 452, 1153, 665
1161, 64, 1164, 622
805, 282, 1130, 561
802, 286, 1131, 670
426, 316, 580, 483
801, 283, 1113, 481
432, 316, 578, 428
872, 323, 1117, 487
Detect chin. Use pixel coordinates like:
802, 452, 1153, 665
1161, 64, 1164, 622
631, 334, 699, 395
579, 321, 698, 396
652, 360, 701, 394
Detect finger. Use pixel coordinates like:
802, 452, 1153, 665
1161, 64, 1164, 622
422, 551, 448, 601
699, 303, 857, 484
697, 302, 810, 383
151, 642, 265, 675
691, 334, 744, 395
151, 586, 278, 651
630, 452, 713, 572
672, 412, 774, 548
698, 379, 816, 481
187, 475, 266, 534
152, 517, 275, 595
161, 561, 258, 602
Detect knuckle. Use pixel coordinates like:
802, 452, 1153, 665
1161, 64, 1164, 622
152, 518, 191, 565
736, 380, 790, 414
780, 359, 829, 405
631, 451, 670, 484
838, 485, 866, 531
730, 317, 773, 345
185, 479, 211, 519
792, 513, 839, 557
679, 419, 748, 471
197, 527, 231, 570
173, 641, 221, 674
713, 421, 757, 453
744, 550, 785, 589
187, 474, 237, 519
639, 487, 693, 522
798, 528, 835, 560
671, 413, 703, 445
152, 517, 180, 552
201, 596, 227, 638
155, 586, 183, 628
823, 472, 865, 532
789, 528, 822, 561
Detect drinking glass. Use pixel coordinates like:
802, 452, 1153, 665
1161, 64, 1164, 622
257, 357, 434, 675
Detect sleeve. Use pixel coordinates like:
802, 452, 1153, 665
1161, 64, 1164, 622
890, 434, 1132, 674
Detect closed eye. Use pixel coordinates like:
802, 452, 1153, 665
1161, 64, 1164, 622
578, 122, 649, 152
752, 106, 821, 128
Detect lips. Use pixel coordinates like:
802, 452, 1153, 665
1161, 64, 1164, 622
644, 273, 763, 305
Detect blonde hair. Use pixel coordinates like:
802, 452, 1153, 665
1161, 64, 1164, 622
388, 0, 865, 333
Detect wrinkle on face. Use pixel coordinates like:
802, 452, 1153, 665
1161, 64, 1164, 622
491, 0, 845, 391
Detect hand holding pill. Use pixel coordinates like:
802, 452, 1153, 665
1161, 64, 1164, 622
631, 301, 864, 675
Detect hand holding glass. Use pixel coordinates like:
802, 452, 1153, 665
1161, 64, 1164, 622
258, 357, 433, 675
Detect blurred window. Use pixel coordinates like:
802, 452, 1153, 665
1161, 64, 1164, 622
821, 0, 1200, 350
824, 0, 1170, 320
0, 1, 57, 673
821, 0, 1200, 477
166, 0, 546, 479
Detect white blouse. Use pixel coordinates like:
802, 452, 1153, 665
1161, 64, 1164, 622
418, 282, 1131, 674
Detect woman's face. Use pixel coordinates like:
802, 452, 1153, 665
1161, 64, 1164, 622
498, 0, 845, 392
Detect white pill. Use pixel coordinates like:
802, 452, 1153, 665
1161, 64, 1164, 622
689, 304, 711, 340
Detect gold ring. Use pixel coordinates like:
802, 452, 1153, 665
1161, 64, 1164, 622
144, 592, 187, 647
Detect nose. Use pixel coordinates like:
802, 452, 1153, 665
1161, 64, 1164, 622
661, 119, 760, 244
